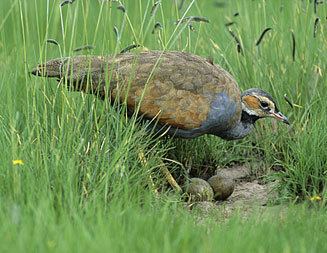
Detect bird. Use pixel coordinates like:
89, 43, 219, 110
31, 50, 289, 140
31, 51, 289, 192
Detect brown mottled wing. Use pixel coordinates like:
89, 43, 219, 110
107, 51, 241, 130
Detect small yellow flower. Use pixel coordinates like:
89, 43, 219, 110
12, 159, 24, 165
309, 195, 322, 201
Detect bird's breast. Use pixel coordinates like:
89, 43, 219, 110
200, 91, 242, 134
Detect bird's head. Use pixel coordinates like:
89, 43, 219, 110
241, 88, 289, 125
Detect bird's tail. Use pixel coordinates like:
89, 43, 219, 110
31, 56, 109, 95
31, 56, 106, 78
31, 57, 67, 78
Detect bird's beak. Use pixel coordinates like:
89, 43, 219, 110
270, 111, 290, 125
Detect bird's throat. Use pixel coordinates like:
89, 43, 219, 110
241, 110, 260, 125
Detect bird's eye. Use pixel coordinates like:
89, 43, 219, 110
260, 101, 269, 108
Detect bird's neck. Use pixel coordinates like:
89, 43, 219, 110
217, 111, 259, 140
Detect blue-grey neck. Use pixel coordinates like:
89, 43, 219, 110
217, 111, 260, 140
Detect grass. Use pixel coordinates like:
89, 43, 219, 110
1, 204, 327, 253
0, 0, 327, 252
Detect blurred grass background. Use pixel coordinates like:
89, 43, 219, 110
0, 0, 327, 252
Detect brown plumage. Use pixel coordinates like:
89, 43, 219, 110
32, 51, 289, 139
